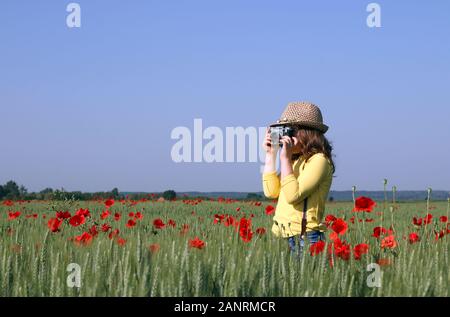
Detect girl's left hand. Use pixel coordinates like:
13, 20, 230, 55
279, 136, 295, 161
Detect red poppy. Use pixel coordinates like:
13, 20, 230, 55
47, 218, 63, 232
168, 219, 176, 227
265, 205, 275, 215
238, 217, 253, 243
101, 210, 110, 220
381, 235, 397, 249
149, 243, 160, 253
353, 196, 376, 212
2, 200, 14, 206
413, 217, 423, 226
236, 207, 241, 212
224, 215, 236, 227
69, 214, 85, 227
116, 237, 126, 246
108, 229, 120, 240
7, 211, 21, 220
189, 236, 205, 249
331, 218, 348, 236
75, 208, 90, 218
101, 223, 111, 232
409, 232, 420, 244
135, 212, 143, 220
105, 199, 115, 208
365, 218, 374, 223
89, 225, 99, 237
324, 214, 337, 227
74, 232, 93, 246
126, 219, 136, 228
424, 213, 433, 224
214, 214, 225, 224
439, 216, 448, 223
114, 213, 121, 221
128, 212, 135, 217
353, 243, 369, 260
435, 230, 446, 241
372, 226, 388, 239
333, 238, 351, 261
349, 216, 355, 224
153, 218, 165, 229
56, 211, 71, 219
256, 227, 266, 236
310, 240, 326, 256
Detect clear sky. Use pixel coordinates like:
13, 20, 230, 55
1, 0, 449, 193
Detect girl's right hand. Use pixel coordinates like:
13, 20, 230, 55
263, 128, 278, 155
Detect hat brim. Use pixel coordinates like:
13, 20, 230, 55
269, 121, 329, 133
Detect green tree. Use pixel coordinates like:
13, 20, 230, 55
3, 180, 20, 199
162, 190, 176, 200
111, 188, 119, 198
0, 185, 5, 199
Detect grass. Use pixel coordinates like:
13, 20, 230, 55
0, 199, 448, 296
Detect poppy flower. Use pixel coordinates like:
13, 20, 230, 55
325, 214, 337, 227
372, 226, 388, 239
168, 219, 176, 227
7, 211, 21, 220
128, 212, 135, 217
114, 213, 121, 221
265, 205, 275, 215
424, 214, 433, 224
381, 235, 397, 249
74, 232, 93, 246
236, 207, 241, 212
331, 218, 348, 236
224, 215, 235, 227
135, 212, 143, 220
47, 218, 63, 233
365, 218, 374, 223
116, 237, 127, 246
189, 237, 205, 249
105, 199, 115, 208
409, 233, 420, 244
353, 243, 369, 260
126, 219, 136, 228
101, 223, 111, 232
108, 229, 119, 240
149, 243, 160, 254
413, 217, 423, 226
349, 216, 355, 224
435, 230, 446, 241
101, 210, 110, 220
310, 240, 326, 256
353, 196, 376, 212
333, 238, 351, 261
238, 217, 253, 243
69, 214, 85, 227
152, 218, 165, 229
439, 216, 448, 223
2, 200, 14, 206
89, 225, 99, 237
56, 211, 71, 219
75, 208, 90, 218
256, 227, 266, 236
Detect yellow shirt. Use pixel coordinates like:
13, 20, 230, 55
262, 153, 333, 238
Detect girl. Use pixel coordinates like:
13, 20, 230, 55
262, 101, 336, 257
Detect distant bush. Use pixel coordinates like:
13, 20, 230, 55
162, 190, 177, 200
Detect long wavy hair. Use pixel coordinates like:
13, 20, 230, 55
291, 127, 336, 175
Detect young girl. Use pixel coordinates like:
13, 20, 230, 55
262, 101, 335, 257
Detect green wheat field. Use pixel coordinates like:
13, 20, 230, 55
0, 198, 449, 297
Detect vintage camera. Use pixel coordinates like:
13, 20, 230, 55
270, 126, 295, 147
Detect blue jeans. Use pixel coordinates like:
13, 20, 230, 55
287, 231, 325, 258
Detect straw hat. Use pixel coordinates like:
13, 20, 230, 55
270, 101, 329, 133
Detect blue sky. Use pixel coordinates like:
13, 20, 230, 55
0, 0, 449, 192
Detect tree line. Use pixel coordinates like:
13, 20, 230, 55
0, 180, 177, 201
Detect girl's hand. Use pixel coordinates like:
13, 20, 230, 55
279, 135, 295, 161
263, 128, 278, 156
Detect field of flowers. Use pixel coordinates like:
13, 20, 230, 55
0, 197, 449, 297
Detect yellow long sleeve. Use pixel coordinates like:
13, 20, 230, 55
262, 171, 281, 199
280, 154, 330, 205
